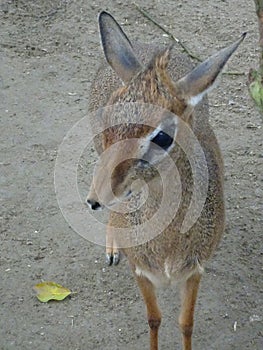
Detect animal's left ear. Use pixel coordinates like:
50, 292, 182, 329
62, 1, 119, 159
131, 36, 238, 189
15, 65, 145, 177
174, 33, 246, 106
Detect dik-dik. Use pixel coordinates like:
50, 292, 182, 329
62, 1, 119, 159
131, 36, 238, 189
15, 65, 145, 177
87, 11, 245, 350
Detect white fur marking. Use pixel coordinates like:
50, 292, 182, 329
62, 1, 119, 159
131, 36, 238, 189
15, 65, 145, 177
188, 79, 220, 106
188, 91, 207, 106
196, 259, 205, 274
164, 260, 171, 279
135, 266, 167, 288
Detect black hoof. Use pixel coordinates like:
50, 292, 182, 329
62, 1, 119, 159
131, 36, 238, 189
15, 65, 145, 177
105, 252, 120, 266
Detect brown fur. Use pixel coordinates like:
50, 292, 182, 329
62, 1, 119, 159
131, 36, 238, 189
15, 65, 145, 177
87, 13, 244, 350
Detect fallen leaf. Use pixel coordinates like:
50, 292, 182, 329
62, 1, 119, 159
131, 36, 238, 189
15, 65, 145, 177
34, 281, 71, 302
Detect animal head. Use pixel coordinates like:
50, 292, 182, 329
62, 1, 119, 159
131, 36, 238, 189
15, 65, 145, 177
87, 11, 245, 210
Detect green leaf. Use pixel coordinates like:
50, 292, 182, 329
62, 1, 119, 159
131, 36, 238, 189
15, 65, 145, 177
249, 71, 263, 111
34, 281, 71, 302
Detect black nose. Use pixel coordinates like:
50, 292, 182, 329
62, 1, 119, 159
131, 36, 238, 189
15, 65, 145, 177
87, 199, 101, 210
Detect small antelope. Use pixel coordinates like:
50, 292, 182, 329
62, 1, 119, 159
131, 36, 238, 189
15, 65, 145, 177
87, 11, 245, 350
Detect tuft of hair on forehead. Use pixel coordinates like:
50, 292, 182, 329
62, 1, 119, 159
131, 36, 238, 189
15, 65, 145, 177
153, 46, 173, 71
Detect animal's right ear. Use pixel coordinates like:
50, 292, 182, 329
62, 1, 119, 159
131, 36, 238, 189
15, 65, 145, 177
174, 33, 246, 106
98, 11, 142, 83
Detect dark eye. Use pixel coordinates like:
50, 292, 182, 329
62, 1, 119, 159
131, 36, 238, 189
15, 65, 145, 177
151, 131, 173, 150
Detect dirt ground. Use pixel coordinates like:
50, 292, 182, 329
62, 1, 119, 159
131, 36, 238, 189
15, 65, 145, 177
0, 0, 262, 349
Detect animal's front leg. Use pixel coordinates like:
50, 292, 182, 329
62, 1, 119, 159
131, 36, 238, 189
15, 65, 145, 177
105, 226, 120, 266
133, 269, 161, 350
179, 272, 202, 350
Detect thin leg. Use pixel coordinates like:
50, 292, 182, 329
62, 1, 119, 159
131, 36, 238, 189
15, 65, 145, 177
134, 273, 161, 350
179, 272, 201, 350
105, 225, 120, 265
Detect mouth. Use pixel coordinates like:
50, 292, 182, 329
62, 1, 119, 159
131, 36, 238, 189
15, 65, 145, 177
87, 189, 133, 211
105, 190, 133, 209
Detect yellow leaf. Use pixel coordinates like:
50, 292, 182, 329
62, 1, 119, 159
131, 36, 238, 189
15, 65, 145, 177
34, 281, 71, 302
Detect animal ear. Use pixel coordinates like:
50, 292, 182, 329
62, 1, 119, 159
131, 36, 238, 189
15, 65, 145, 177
174, 33, 246, 106
98, 11, 142, 83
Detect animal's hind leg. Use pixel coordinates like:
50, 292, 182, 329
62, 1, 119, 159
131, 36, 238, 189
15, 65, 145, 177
133, 271, 161, 350
179, 272, 201, 350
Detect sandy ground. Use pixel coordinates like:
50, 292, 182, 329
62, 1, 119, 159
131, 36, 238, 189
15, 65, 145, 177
0, 1, 262, 349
